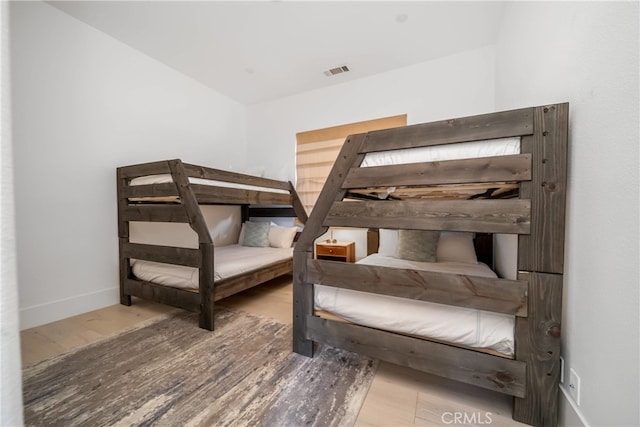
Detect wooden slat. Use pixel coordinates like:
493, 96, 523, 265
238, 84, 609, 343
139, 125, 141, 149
361, 107, 533, 153
117, 160, 172, 179
290, 182, 309, 224
215, 259, 293, 301
518, 103, 569, 274
192, 185, 292, 206
306, 316, 526, 397
306, 260, 528, 316
296, 133, 368, 250
122, 183, 179, 199
199, 242, 215, 330
183, 163, 291, 191
121, 243, 200, 267
293, 251, 314, 356
118, 238, 132, 306
116, 169, 130, 239
122, 205, 190, 223
325, 199, 531, 234
513, 272, 563, 426
168, 160, 213, 245
123, 278, 200, 312
343, 154, 532, 189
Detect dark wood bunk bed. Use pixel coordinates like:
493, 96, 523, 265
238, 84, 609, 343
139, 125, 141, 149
293, 103, 568, 426
117, 159, 307, 330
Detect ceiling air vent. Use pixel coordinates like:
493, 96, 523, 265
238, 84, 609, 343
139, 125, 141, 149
324, 65, 350, 77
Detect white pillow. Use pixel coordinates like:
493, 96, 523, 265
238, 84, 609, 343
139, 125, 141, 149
268, 225, 298, 248
377, 229, 398, 256
436, 232, 478, 264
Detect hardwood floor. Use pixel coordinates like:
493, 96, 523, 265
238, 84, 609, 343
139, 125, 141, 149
21, 276, 526, 426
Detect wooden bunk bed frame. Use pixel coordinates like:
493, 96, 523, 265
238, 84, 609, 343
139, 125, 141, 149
293, 103, 568, 426
117, 159, 307, 330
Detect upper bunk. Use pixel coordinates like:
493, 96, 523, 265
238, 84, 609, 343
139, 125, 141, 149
117, 159, 308, 244
297, 103, 568, 276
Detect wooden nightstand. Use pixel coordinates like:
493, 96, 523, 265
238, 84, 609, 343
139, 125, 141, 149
315, 241, 355, 263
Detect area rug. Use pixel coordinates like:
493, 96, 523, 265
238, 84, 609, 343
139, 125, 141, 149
23, 308, 378, 427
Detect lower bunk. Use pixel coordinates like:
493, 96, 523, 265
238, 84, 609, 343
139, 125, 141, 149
122, 239, 296, 330
295, 249, 561, 427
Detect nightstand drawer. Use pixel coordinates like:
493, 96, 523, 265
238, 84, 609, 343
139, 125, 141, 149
316, 245, 347, 257
315, 241, 355, 263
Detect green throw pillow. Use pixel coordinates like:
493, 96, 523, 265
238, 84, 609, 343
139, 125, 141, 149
395, 229, 439, 262
241, 221, 270, 247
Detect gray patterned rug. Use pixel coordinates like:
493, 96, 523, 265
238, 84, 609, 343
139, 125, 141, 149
23, 308, 377, 427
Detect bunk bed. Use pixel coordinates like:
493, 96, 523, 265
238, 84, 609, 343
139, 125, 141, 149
117, 159, 307, 330
293, 103, 568, 426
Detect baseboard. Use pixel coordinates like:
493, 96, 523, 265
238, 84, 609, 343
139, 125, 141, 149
559, 384, 590, 427
20, 287, 119, 330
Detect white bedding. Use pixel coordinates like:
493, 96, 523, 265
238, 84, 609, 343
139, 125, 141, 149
130, 174, 290, 194
131, 244, 293, 290
314, 254, 515, 356
361, 137, 520, 167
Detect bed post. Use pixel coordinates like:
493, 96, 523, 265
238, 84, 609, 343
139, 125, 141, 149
514, 103, 568, 426
116, 168, 132, 306
168, 159, 216, 330
293, 133, 367, 357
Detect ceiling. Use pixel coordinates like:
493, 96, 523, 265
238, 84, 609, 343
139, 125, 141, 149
49, 1, 506, 105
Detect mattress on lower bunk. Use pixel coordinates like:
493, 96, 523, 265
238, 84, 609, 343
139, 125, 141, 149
361, 137, 520, 167
131, 244, 293, 290
314, 254, 515, 356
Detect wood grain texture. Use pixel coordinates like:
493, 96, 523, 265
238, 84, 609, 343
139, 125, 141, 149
121, 205, 190, 223
513, 272, 563, 426
306, 316, 526, 397
117, 160, 172, 179
192, 185, 292, 206
289, 181, 309, 224
168, 160, 213, 245
123, 279, 200, 312
343, 154, 532, 189
121, 183, 179, 199
361, 107, 534, 153
293, 250, 314, 357
214, 259, 293, 301
121, 243, 200, 267
183, 163, 291, 191
325, 199, 531, 234
518, 103, 568, 274
199, 242, 215, 330
307, 259, 528, 316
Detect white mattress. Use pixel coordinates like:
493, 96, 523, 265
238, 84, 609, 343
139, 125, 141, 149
361, 137, 520, 167
314, 254, 515, 356
130, 174, 290, 194
131, 244, 293, 290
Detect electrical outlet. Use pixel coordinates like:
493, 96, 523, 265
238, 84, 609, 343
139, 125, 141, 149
559, 356, 565, 383
568, 368, 581, 405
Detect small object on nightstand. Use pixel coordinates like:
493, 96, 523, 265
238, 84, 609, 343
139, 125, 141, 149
315, 241, 355, 263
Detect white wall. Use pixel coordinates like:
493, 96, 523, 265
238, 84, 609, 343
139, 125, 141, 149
1, 0, 24, 424
495, 3, 639, 426
11, 1, 247, 329
247, 45, 496, 183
